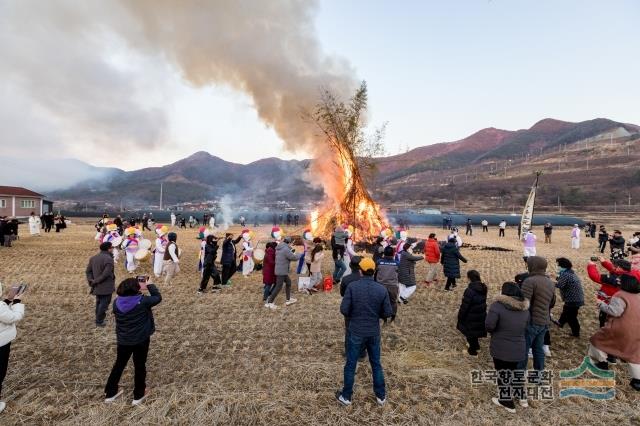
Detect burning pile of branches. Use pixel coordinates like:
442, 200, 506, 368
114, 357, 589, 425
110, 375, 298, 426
308, 82, 387, 238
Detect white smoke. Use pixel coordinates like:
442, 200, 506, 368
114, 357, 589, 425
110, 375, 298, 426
218, 195, 235, 231
1, 0, 358, 194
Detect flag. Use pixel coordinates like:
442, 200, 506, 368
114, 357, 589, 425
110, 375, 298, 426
520, 172, 541, 239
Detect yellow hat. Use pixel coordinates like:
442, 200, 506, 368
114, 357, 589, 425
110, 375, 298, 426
359, 257, 376, 273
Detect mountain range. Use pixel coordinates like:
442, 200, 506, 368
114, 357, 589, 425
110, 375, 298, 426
33, 117, 640, 208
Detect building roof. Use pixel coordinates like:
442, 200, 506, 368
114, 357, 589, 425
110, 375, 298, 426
0, 186, 43, 197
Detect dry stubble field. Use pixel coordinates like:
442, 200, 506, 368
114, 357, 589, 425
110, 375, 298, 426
0, 220, 639, 425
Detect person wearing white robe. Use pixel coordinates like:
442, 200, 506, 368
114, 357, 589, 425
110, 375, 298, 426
209, 216, 216, 229
28, 213, 41, 236
241, 230, 254, 277
571, 224, 581, 249
448, 229, 463, 248
343, 236, 357, 277
103, 226, 121, 264
122, 228, 139, 273
523, 231, 537, 257
170, 212, 176, 227
154, 233, 168, 278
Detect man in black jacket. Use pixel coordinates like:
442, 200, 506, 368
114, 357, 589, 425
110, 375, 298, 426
86, 242, 116, 327
337, 258, 392, 407
198, 235, 221, 293
221, 233, 242, 285
609, 230, 626, 259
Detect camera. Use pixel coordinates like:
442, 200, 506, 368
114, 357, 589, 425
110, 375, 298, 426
590, 256, 599, 262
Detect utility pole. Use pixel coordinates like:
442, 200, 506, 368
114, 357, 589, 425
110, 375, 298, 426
159, 182, 163, 210
629, 192, 632, 207
558, 195, 561, 213
586, 158, 589, 170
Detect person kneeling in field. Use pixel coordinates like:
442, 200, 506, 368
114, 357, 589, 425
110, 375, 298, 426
104, 277, 162, 406
337, 258, 392, 407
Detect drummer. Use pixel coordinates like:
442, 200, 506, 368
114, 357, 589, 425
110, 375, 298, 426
122, 227, 140, 273
103, 223, 122, 264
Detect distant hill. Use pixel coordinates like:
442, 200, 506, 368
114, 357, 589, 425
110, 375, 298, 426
40, 117, 640, 209
49, 152, 321, 207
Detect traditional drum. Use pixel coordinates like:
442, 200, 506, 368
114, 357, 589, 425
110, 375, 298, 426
253, 248, 265, 265
134, 249, 150, 261
138, 239, 152, 250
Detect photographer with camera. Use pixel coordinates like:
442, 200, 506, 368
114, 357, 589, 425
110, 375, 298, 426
609, 230, 626, 260
0, 283, 26, 414
104, 276, 162, 406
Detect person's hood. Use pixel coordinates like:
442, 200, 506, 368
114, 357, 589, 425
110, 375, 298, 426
527, 256, 547, 275
116, 295, 142, 314
611, 235, 625, 243
495, 294, 530, 311
276, 242, 290, 252
469, 281, 487, 295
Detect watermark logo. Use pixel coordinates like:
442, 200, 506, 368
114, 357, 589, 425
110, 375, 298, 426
559, 357, 615, 400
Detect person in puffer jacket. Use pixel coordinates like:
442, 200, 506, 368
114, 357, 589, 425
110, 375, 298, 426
265, 238, 301, 309
456, 270, 487, 356
104, 278, 162, 406
397, 243, 423, 304
424, 234, 441, 285
553, 258, 584, 337
375, 246, 399, 322
0, 283, 25, 414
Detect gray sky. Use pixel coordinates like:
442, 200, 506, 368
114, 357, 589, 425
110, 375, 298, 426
1, 0, 638, 173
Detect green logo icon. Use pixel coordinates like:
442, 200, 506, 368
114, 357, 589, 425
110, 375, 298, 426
559, 357, 615, 400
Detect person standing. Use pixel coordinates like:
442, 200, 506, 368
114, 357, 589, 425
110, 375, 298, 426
375, 247, 399, 322
456, 270, 487, 356
485, 282, 530, 413
518, 257, 556, 387
498, 220, 506, 238
570, 224, 581, 250
543, 223, 553, 243
153, 225, 168, 279
588, 275, 640, 391
162, 233, 180, 285
590, 222, 597, 238
198, 235, 221, 294
104, 277, 162, 405
141, 215, 150, 231
339, 256, 362, 356
481, 219, 488, 233
424, 234, 441, 285
332, 226, 348, 284
28, 212, 41, 236
86, 242, 116, 327
465, 218, 473, 236
523, 230, 537, 257
209, 214, 216, 229
261, 242, 277, 302
221, 233, 242, 286
0, 283, 26, 414
553, 257, 584, 337
336, 258, 392, 407
609, 230, 626, 259
397, 243, 423, 304
170, 212, 176, 227
441, 237, 468, 291
265, 237, 301, 309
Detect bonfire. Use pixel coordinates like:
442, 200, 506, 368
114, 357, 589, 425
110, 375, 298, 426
308, 82, 387, 239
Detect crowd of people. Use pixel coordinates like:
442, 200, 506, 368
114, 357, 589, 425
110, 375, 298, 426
1, 215, 639, 414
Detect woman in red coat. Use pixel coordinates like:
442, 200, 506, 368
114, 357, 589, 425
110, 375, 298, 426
424, 234, 441, 285
262, 242, 277, 301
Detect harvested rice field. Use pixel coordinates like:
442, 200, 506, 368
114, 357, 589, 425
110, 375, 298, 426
0, 220, 639, 425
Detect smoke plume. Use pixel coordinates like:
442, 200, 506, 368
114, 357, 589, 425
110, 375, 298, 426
1, 0, 358, 197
